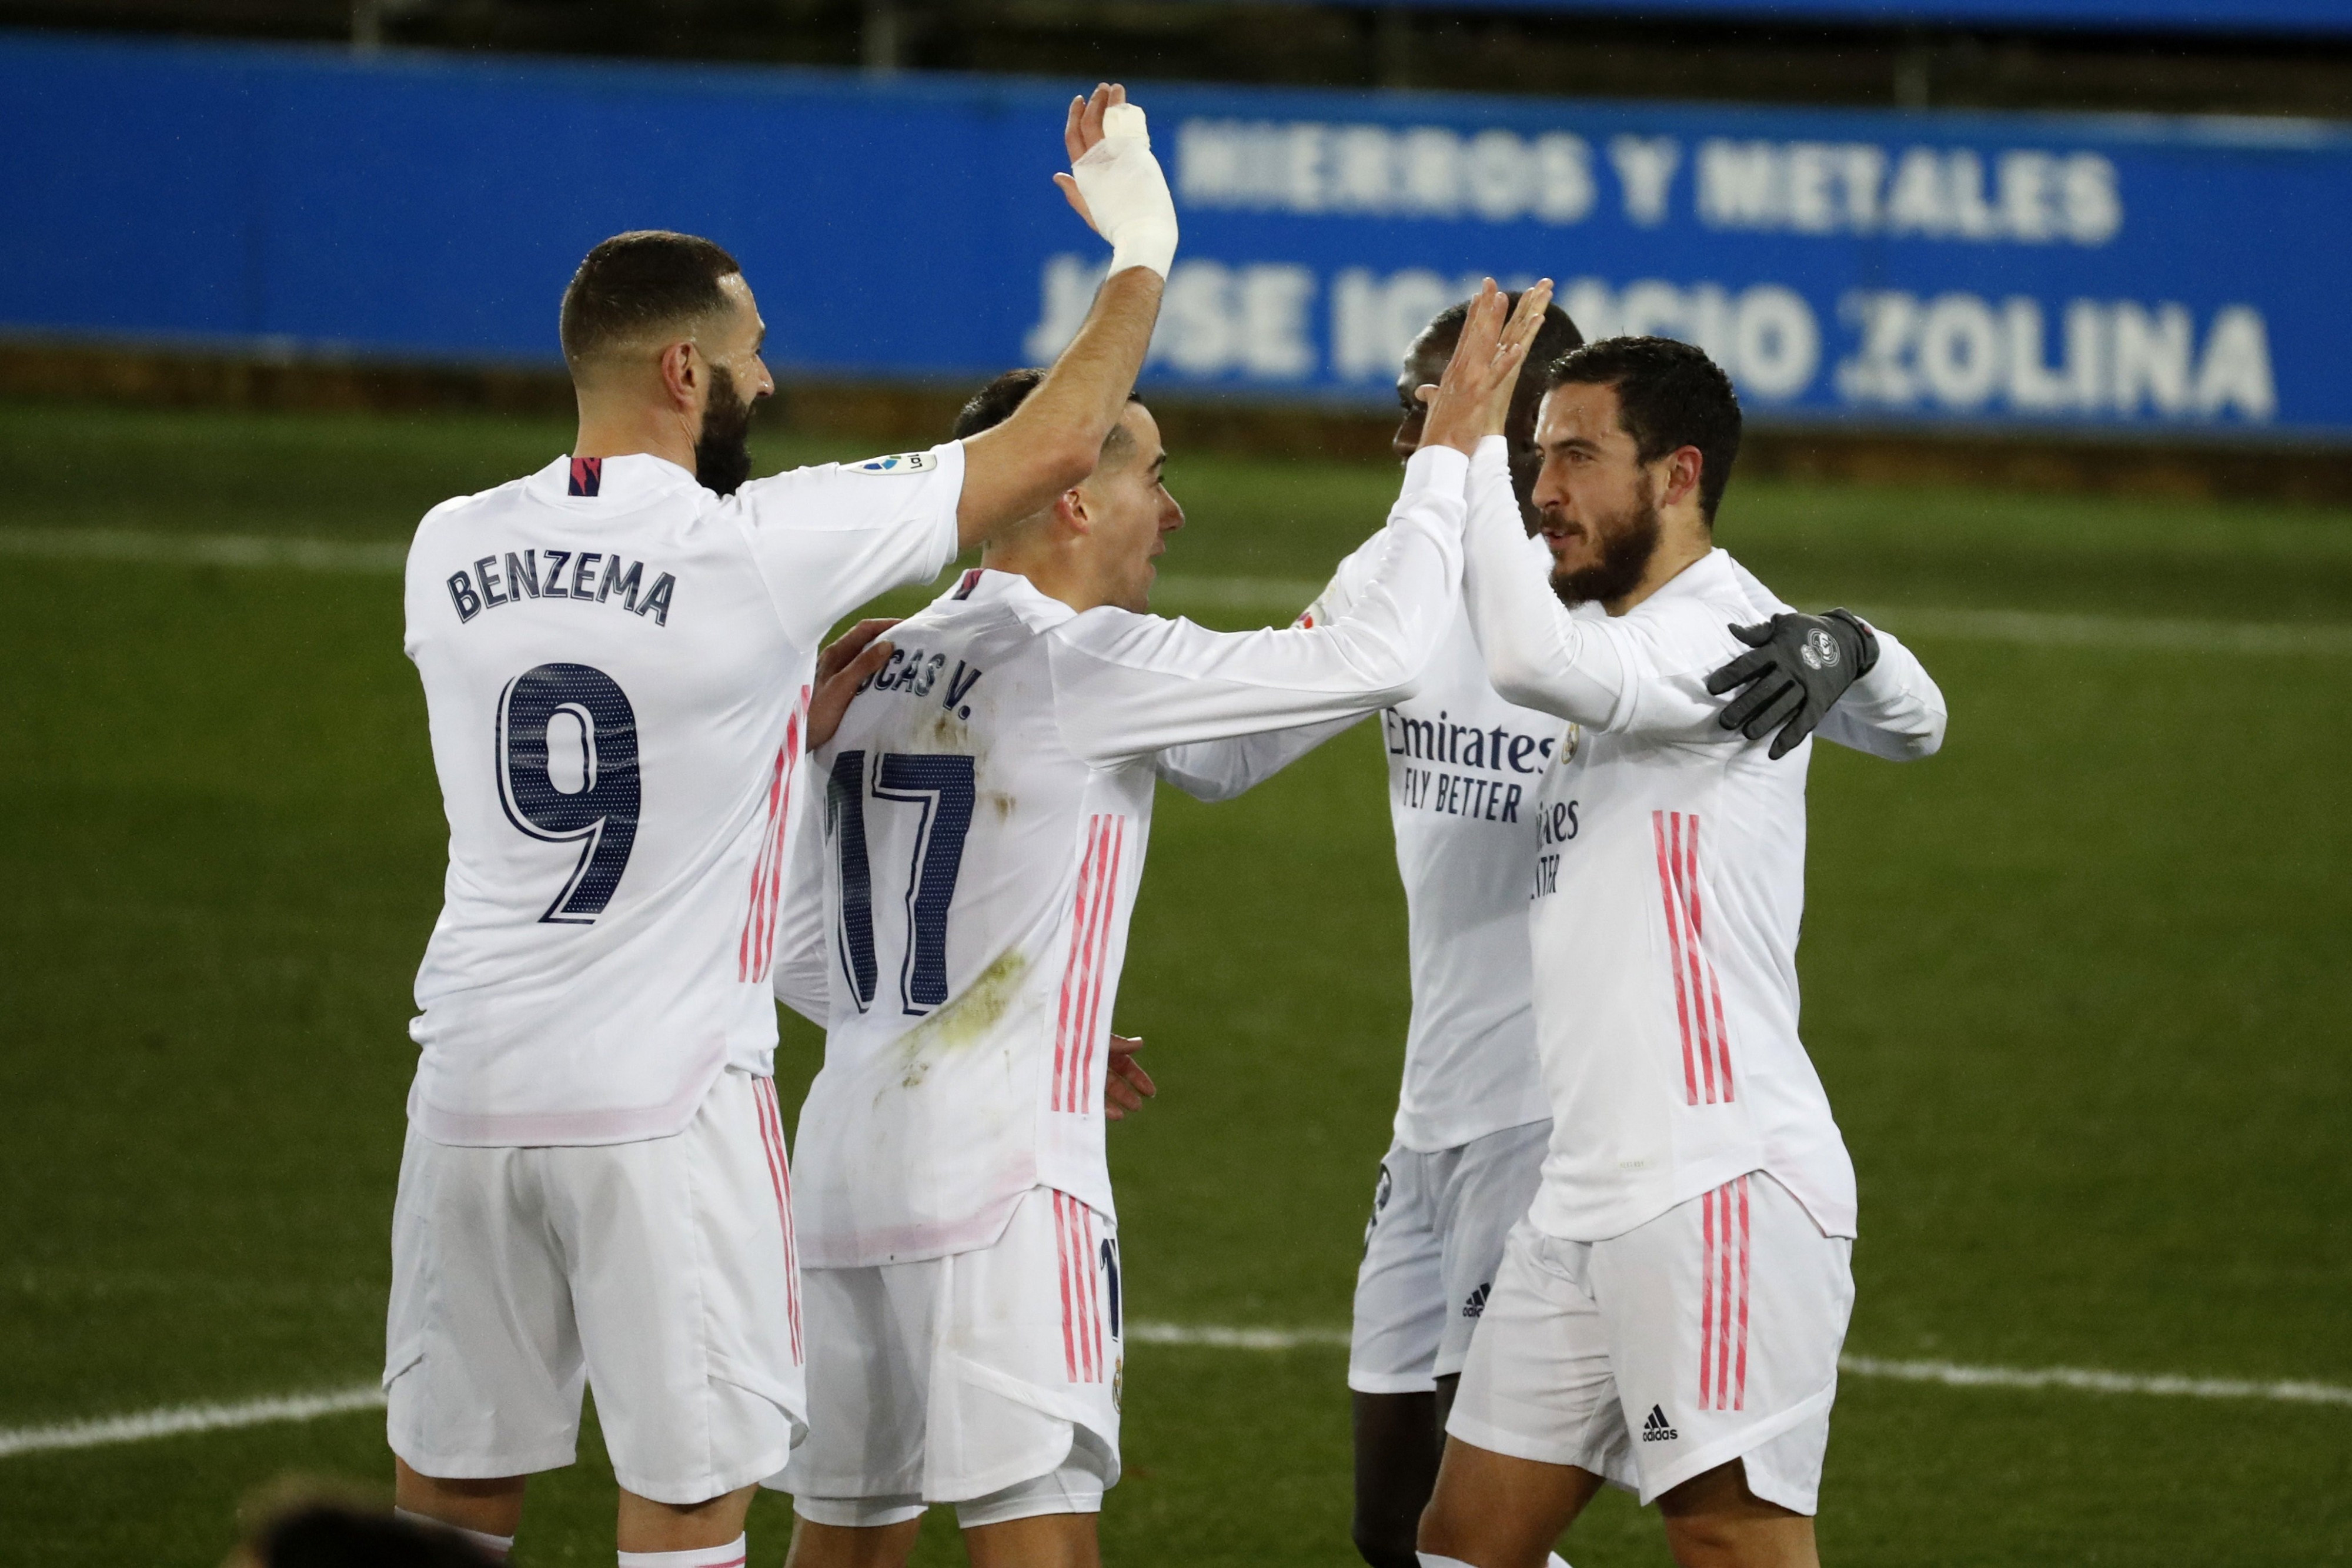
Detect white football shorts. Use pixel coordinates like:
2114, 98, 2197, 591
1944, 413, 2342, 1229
1446, 1171, 1853, 1514
384, 1068, 805, 1505
777, 1185, 1121, 1525
1350, 1119, 1549, 1393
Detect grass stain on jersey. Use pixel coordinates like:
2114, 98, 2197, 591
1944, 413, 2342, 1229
894, 947, 1028, 1088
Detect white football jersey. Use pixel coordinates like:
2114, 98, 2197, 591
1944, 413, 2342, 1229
402, 444, 964, 1146
1157, 513, 1936, 1158
773, 444, 1474, 1266
1455, 438, 1946, 1243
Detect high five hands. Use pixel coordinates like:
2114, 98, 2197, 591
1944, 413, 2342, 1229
1417, 279, 1555, 456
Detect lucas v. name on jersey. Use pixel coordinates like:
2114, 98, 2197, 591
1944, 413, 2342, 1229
855, 639, 986, 720
443, 547, 679, 627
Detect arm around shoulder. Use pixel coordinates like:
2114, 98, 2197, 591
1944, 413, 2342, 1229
1816, 622, 1947, 761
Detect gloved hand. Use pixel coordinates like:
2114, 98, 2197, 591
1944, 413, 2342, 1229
1053, 89, 1179, 279
1703, 608, 1879, 760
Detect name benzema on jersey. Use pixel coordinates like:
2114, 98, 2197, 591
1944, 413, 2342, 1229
445, 547, 679, 627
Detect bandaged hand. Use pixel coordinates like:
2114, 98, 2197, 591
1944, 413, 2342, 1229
1053, 84, 1180, 280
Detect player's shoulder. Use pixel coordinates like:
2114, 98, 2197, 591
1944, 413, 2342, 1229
406, 473, 534, 564
1613, 550, 1759, 665
731, 441, 963, 529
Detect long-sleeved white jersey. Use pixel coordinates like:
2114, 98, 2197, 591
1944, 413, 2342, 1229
1155, 452, 1944, 1157
401, 443, 964, 1147
1456, 436, 1946, 1243
773, 444, 1475, 1267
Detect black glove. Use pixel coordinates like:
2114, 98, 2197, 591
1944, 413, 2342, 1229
1703, 609, 1879, 760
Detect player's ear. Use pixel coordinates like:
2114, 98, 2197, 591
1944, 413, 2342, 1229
657, 340, 700, 412
1054, 486, 1091, 537
1662, 445, 1703, 510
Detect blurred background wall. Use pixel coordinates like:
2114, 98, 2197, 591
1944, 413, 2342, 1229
4, 0, 2350, 494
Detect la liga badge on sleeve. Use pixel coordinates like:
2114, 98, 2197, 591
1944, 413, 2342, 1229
852, 452, 938, 474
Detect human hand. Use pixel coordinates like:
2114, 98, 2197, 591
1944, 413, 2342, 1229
808, 617, 898, 750
1416, 279, 1555, 456
1703, 609, 1879, 760
1051, 84, 1179, 279
1104, 1033, 1158, 1121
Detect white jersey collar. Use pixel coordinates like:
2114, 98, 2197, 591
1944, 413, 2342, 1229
934, 566, 1080, 633
523, 452, 704, 507
1636, 544, 1737, 609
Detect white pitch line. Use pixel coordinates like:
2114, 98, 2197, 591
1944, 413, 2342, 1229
1130, 1320, 1352, 1350
3, 1336, 2345, 1461
1126, 1325, 2352, 1408
1836, 1355, 2352, 1406
4, 529, 2348, 656
0, 1382, 384, 1460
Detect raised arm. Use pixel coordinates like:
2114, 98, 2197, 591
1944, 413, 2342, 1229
1147, 547, 1387, 801
1055, 444, 1471, 760
1459, 432, 1629, 726
1063, 283, 1548, 762
956, 87, 1176, 548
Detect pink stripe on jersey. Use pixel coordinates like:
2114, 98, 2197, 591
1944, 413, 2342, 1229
1733, 1176, 1752, 1410
1653, 811, 1700, 1105
1087, 1213, 1105, 1382
1671, 815, 1719, 1104
1699, 1182, 1718, 1407
751, 1077, 802, 1363
1685, 817, 1735, 1104
1058, 823, 1110, 1114
1075, 818, 1125, 1113
1054, 1192, 1080, 1381
1052, 820, 1107, 1112
737, 690, 808, 984
1654, 811, 1735, 1107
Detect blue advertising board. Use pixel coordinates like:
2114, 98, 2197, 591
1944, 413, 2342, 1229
1, 31, 2346, 440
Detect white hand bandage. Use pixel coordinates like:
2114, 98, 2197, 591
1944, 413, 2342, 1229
1070, 104, 1179, 279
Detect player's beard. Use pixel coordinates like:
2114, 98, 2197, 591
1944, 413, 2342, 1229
694, 366, 756, 497
1550, 482, 1663, 607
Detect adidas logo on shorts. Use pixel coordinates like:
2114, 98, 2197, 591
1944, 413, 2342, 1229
1462, 1282, 1491, 1319
1641, 1405, 1679, 1443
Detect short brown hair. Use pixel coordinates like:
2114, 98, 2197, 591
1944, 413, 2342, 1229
559, 230, 741, 372
1549, 336, 1743, 523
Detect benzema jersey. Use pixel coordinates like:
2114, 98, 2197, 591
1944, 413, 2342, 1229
402, 444, 964, 1147
1455, 438, 1946, 1243
773, 444, 1473, 1266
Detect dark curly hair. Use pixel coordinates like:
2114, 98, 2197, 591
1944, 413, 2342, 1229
1547, 336, 1742, 523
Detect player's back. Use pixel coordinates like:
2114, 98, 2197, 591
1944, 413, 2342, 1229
790, 567, 1149, 1268
403, 447, 962, 1148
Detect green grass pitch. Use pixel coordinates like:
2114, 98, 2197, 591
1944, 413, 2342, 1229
0, 400, 2346, 1564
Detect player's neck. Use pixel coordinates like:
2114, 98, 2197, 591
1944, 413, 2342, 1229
1603, 520, 1713, 617
572, 397, 697, 475
980, 546, 1116, 616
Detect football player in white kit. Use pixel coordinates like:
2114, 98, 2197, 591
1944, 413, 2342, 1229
761, 287, 1557, 1568
1145, 298, 1945, 1568
388, 84, 1180, 1567
1416, 336, 1946, 1568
